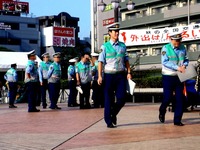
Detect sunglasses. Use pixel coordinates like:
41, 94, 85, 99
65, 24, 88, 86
44, 56, 49, 58
54, 56, 61, 58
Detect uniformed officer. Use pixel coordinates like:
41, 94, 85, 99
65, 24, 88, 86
91, 52, 104, 108
76, 52, 94, 109
48, 52, 62, 110
25, 50, 40, 112
68, 58, 78, 107
38, 52, 51, 109
4, 63, 18, 108
98, 22, 132, 128
159, 31, 189, 126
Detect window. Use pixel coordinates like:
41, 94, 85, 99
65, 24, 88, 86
152, 7, 165, 15
0, 38, 21, 45
29, 40, 38, 44
27, 24, 36, 28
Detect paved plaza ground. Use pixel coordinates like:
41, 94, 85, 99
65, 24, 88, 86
0, 102, 200, 150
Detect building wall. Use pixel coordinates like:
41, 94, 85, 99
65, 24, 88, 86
0, 15, 40, 55
91, 0, 115, 53
120, 0, 200, 58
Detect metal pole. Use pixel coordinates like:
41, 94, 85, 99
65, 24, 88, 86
114, 8, 119, 22
188, 0, 190, 25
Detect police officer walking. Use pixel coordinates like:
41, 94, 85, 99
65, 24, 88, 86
4, 63, 18, 108
38, 52, 51, 109
68, 58, 78, 107
76, 52, 94, 109
91, 53, 104, 108
25, 50, 40, 112
48, 52, 62, 110
159, 31, 189, 126
98, 23, 132, 128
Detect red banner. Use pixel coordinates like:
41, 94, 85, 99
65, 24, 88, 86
53, 27, 74, 37
103, 18, 115, 26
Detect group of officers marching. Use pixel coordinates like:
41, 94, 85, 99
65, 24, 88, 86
4, 22, 198, 128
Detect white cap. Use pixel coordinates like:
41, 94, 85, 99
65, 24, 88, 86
27, 50, 36, 56
169, 30, 183, 40
91, 52, 99, 57
107, 22, 120, 31
69, 58, 77, 63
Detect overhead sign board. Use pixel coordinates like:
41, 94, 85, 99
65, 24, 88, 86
42, 26, 75, 47
119, 24, 200, 46
0, 0, 29, 13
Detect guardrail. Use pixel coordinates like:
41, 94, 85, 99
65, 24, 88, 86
133, 88, 163, 103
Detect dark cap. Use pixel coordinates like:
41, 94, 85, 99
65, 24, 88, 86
11, 63, 17, 68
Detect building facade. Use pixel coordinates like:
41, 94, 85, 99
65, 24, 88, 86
120, 0, 200, 57
0, 0, 40, 55
91, 0, 116, 53
38, 12, 80, 56
91, 0, 200, 70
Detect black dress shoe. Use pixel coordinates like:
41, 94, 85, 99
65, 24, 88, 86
9, 105, 17, 108
107, 124, 116, 128
174, 122, 184, 126
112, 115, 117, 125
28, 109, 40, 112
55, 106, 61, 109
159, 114, 165, 123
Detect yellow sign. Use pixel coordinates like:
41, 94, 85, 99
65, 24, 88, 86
103, 34, 110, 43
104, 4, 113, 12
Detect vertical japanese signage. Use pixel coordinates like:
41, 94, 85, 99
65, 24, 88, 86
53, 27, 75, 47
119, 24, 200, 46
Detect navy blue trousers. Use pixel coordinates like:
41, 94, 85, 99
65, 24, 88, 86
92, 80, 104, 108
49, 82, 60, 108
80, 82, 91, 108
68, 80, 77, 105
8, 82, 17, 105
26, 82, 37, 111
104, 73, 126, 126
159, 75, 184, 123
41, 79, 49, 107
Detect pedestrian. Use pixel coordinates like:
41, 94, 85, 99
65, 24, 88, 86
97, 22, 132, 128
91, 52, 104, 108
4, 63, 18, 108
159, 31, 189, 126
25, 50, 40, 112
68, 58, 79, 107
76, 52, 94, 109
48, 52, 62, 110
38, 52, 51, 109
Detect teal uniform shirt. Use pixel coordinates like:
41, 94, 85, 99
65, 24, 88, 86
4, 68, 18, 82
48, 62, 61, 83
75, 61, 93, 84
93, 60, 99, 81
161, 43, 189, 76
25, 60, 38, 83
68, 65, 76, 80
38, 61, 51, 82
98, 40, 129, 74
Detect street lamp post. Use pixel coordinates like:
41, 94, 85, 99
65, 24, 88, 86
98, 0, 135, 22
187, 0, 190, 25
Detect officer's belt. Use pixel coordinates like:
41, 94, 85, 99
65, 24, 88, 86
104, 70, 125, 74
